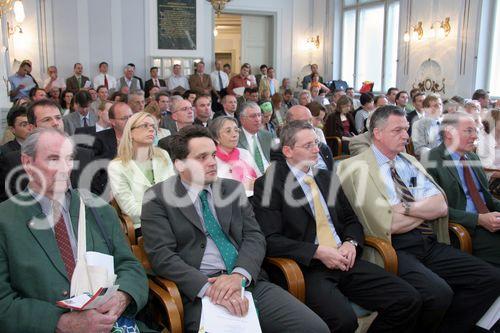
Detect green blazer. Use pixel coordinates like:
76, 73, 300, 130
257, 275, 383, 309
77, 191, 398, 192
0, 189, 149, 333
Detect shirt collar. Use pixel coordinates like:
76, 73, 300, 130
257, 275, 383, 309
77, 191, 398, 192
286, 161, 313, 182
28, 187, 70, 216
181, 179, 212, 204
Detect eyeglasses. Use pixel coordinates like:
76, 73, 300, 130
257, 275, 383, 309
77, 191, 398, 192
132, 123, 156, 130
221, 127, 241, 135
295, 139, 320, 150
462, 128, 479, 136
244, 113, 262, 119
176, 106, 194, 112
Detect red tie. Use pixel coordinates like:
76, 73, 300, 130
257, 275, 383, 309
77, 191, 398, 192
53, 203, 75, 279
155, 79, 159, 87
460, 156, 490, 214
104, 75, 108, 88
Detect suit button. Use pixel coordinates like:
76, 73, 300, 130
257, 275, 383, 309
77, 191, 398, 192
201, 243, 206, 249
62, 290, 68, 296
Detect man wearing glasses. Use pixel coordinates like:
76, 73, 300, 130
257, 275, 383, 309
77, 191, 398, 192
252, 120, 422, 332
425, 112, 500, 268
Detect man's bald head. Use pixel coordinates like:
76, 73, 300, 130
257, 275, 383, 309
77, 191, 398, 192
286, 105, 313, 123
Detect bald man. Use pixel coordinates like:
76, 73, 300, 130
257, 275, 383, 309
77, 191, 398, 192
270, 105, 334, 170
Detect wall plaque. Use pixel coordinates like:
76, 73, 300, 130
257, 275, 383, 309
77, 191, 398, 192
158, 0, 196, 50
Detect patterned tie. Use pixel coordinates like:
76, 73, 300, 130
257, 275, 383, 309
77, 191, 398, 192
460, 156, 489, 214
218, 71, 224, 91
199, 190, 238, 272
303, 176, 338, 248
53, 201, 75, 279
104, 75, 108, 88
252, 135, 265, 173
83, 116, 88, 127
389, 160, 434, 234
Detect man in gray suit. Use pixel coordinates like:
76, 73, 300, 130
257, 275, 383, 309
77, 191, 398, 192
63, 90, 96, 135
117, 65, 141, 93
237, 102, 273, 174
141, 126, 329, 333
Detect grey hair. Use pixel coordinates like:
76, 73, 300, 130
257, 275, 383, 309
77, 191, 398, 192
21, 127, 71, 158
439, 111, 475, 140
129, 90, 144, 98
280, 120, 315, 148
239, 102, 260, 117
299, 90, 312, 99
124, 65, 134, 72
208, 116, 238, 140
369, 105, 406, 137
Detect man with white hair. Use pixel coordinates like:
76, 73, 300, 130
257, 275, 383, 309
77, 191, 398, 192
117, 65, 141, 92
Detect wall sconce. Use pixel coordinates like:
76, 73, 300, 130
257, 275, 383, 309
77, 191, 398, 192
305, 35, 320, 50
430, 17, 451, 39
206, 0, 230, 17
213, 26, 218, 37
3, 0, 25, 37
404, 21, 424, 43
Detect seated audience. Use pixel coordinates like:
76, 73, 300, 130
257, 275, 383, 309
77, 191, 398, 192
193, 94, 213, 127
128, 90, 146, 114
108, 111, 175, 229
270, 92, 286, 128
386, 87, 399, 105
214, 94, 239, 124
307, 101, 327, 144
324, 95, 356, 154
111, 91, 128, 103
282, 88, 299, 109
30, 87, 48, 101
253, 120, 421, 332
425, 112, 500, 267
411, 93, 443, 158
63, 90, 96, 135
182, 90, 197, 105
0, 127, 149, 332
337, 105, 500, 332
141, 126, 329, 333
406, 92, 426, 133
279, 77, 291, 95
236, 87, 259, 114
472, 89, 491, 111
374, 95, 389, 108
238, 102, 273, 175
346, 87, 360, 109
60, 90, 74, 116
260, 102, 277, 138
477, 108, 500, 172
298, 89, 313, 106
75, 100, 112, 136
354, 93, 375, 134
48, 87, 61, 104
158, 98, 194, 137
209, 116, 259, 192
0, 106, 31, 155
395, 90, 409, 113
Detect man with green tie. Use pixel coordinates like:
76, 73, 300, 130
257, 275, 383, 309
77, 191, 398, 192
65, 63, 90, 94
141, 125, 329, 333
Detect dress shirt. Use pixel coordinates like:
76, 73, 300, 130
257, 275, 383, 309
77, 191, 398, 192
167, 75, 190, 91
93, 73, 117, 90
8, 73, 35, 101
181, 181, 252, 298
287, 162, 342, 246
79, 113, 90, 127
242, 128, 270, 171
96, 123, 110, 132
43, 77, 67, 91
210, 70, 229, 91
28, 188, 77, 258
371, 144, 440, 205
448, 150, 486, 214
227, 75, 252, 95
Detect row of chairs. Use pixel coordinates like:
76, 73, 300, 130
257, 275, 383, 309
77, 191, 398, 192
111, 198, 472, 333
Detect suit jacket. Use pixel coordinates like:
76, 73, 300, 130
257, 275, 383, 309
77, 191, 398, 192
108, 149, 175, 227
411, 117, 442, 157
0, 139, 21, 155
337, 148, 450, 253
425, 143, 500, 230
0, 147, 95, 202
348, 132, 372, 157
0, 189, 148, 332
188, 73, 214, 95
63, 111, 97, 135
237, 129, 272, 162
118, 77, 141, 92
65, 75, 90, 93
324, 112, 356, 138
74, 125, 96, 137
88, 128, 118, 196
270, 142, 334, 171
144, 78, 166, 97
252, 161, 364, 267
141, 176, 266, 303
193, 117, 212, 127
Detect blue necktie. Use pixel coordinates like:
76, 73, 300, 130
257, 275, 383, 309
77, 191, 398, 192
199, 190, 238, 272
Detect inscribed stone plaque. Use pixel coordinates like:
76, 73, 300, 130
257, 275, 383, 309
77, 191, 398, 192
158, 0, 197, 50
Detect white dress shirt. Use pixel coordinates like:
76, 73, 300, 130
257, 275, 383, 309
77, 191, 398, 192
242, 128, 270, 171
43, 77, 66, 91
93, 73, 117, 90
167, 75, 190, 91
210, 70, 229, 91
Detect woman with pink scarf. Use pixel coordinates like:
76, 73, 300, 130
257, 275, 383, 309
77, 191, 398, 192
209, 116, 260, 194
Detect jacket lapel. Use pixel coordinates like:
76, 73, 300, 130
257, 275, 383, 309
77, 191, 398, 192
238, 132, 249, 150
440, 146, 462, 185
173, 177, 205, 233
364, 149, 390, 202
213, 180, 233, 234
280, 164, 314, 219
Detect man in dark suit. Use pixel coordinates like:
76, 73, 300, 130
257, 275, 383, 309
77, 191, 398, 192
193, 94, 212, 127
0, 100, 95, 202
237, 102, 273, 175
213, 94, 239, 126
65, 63, 90, 93
425, 112, 500, 267
271, 105, 333, 170
0, 127, 150, 332
0, 105, 32, 155
252, 121, 421, 332
144, 66, 166, 98
141, 125, 329, 333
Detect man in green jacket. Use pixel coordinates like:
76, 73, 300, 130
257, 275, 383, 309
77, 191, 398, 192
0, 127, 149, 332
425, 112, 500, 267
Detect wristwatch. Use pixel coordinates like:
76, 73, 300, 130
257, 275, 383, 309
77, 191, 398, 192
345, 239, 359, 248
402, 201, 411, 216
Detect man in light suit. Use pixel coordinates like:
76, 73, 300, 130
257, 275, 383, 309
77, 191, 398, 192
63, 90, 97, 135
141, 125, 329, 333
425, 112, 500, 267
65, 63, 90, 93
348, 131, 371, 156
237, 102, 273, 175
188, 61, 214, 96
117, 65, 141, 93
337, 105, 500, 333
0, 127, 150, 332
411, 94, 443, 158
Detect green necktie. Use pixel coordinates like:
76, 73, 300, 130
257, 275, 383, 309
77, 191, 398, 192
199, 190, 238, 272
252, 135, 265, 173
77, 77, 81, 89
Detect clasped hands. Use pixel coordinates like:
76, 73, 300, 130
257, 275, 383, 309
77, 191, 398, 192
205, 273, 249, 317
314, 242, 357, 271
56, 290, 131, 333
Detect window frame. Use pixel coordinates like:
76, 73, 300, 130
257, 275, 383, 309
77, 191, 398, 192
486, 0, 500, 98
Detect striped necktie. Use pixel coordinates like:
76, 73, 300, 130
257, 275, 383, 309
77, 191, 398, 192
53, 201, 75, 279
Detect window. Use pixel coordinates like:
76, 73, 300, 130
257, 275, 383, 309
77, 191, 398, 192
489, 1, 500, 96
341, 0, 400, 92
